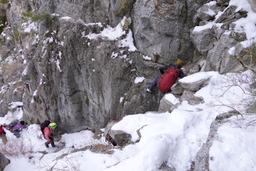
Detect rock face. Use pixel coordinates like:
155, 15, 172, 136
0, 0, 207, 132
21, 18, 161, 132
0, 0, 162, 132
132, 0, 207, 64
0, 153, 10, 170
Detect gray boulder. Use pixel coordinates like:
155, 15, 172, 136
194, 3, 218, 23
0, 153, 10, 171
158, 93, 180, 112
205, 33, 237, 73
229, 31, 247, 42
191, 28, 215, 54
171, 82, 184, 96
109, 130, 132, 147
178, 73, 211, 92
216, 0, 229, 6
180, 90, 204, 105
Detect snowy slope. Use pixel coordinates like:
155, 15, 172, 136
1, 69, 256, 171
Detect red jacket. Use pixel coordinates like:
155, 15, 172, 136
159, 66, 180, 93
43, 127, 52, 140
0, 125, 5, 135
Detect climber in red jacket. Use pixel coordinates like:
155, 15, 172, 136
147, 58, 186, 93
43, 122, 57, 148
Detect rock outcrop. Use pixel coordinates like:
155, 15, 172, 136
191, 1, 256, 74
0, 153, 10, 171
132, 0, 207, 64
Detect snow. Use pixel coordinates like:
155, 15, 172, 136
241, 38, 256, 48
134, 77, 145, 84
164, 93, 180, 105
206, 1, 217, 6
111, 52, 118, 59
60, 16, 73, 21
5, 157, 38, 171
143, 55, 152, 61
85, 21, 125, 40
22, 21, 38, 33
210, 115, 256, 171
179, 71, 217, 84
84, 17, 137, 52
206, 8, 216, 16
228, 46, 236, 55
193, 22, 214, 33
119, 97, 124, 103
8, 102, 23, 109
119, 30, 137, 52
56, 59, 62, 72
232, 8, 256, 40
61, 130, 102, 148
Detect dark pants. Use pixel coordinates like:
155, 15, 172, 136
13, 130, 21, 138
148, 75, 160, 91
148, 74, 173, 93
45, 137, 55, 147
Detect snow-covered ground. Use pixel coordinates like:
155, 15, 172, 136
1, 69, 256, 171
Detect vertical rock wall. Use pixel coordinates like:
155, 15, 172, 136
1, 0, 207, 132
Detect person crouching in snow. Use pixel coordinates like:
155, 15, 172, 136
146, 58, 186, 93
0, 124, 7, 144
9, 120, 27, 138
43, 122, 57, 148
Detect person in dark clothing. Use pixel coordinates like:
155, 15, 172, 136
147, 58, 186, 93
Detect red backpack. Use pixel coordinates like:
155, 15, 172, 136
159, 67, 179, 93
0, 125, 5, 135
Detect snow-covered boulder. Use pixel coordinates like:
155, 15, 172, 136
194, 2, 218, 22
215, 5, 246, 23
179, 72, 216, 92
158, 93, 180, 112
